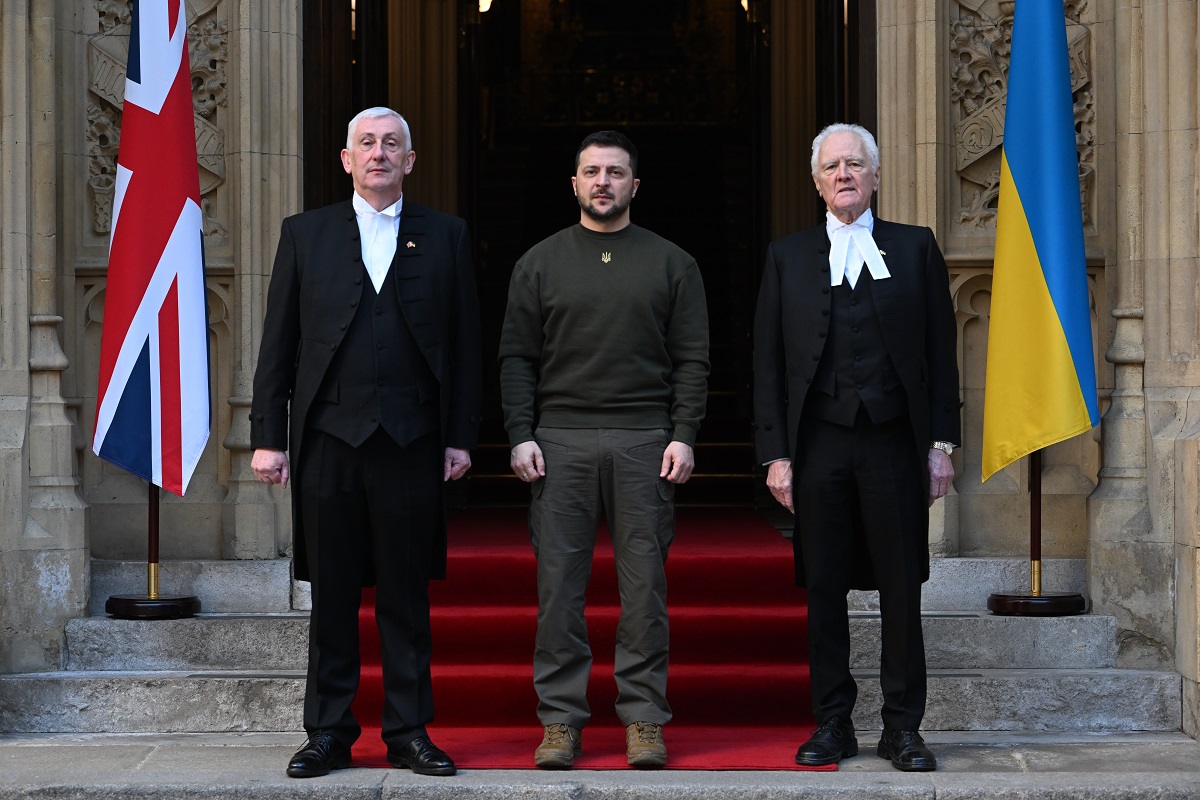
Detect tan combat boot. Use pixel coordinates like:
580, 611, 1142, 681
534, 723, 582, 769
625, 721, 667, 768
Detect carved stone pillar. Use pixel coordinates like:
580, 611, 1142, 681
28, 315, 88, 557
0, 3, 89, 673
1097, 1, 1200, 733
0, 5, 37, 673
221, 2, 302, 561
876, 0, 946, 233
1088, 300, 1155, 661
1088, 0, 1186, 685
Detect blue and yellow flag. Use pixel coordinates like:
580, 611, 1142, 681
982, 4, 1100, 482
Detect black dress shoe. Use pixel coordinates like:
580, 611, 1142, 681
795, 716, 858, 766
387, 736, 457, 776
286, 731, 352, 778
877, 728, 937, 771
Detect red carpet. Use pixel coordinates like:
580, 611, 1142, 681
349, 507, 830, 770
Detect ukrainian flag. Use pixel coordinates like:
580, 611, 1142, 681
982, 3, 1100, 482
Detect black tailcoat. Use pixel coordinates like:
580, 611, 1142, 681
752, 219, 960, 588
250, 200, 483, 582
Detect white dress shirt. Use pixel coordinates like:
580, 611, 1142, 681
826, 208, 890, 289
352, 192, 402, 293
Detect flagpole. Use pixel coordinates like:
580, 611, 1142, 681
1030, 448, 1041, 596
104, 482, 200, 620
148, 482, 159, 598
987, 449, 1085, 616
982, 5, 1098, 617
91, 2, 210, 619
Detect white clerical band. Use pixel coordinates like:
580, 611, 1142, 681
827, 210, 891, 289
832, 226, 889, 288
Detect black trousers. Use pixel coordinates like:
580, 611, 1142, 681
298, 428, 440, 749
795, 410, 928, 731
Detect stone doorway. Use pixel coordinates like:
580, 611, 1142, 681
301, 0, 877, 507
461, 0, 769, 506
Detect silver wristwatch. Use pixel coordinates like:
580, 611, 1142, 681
931, 441, 955, 456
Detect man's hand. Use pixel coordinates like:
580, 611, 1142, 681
928, 448, 955, 506
251, 448, 290, 487
510, 440, 545, 483
766, 459, 794, 514
444, 447, 472, 481
660, 441, 695, 484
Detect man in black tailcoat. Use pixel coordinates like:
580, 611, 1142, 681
250, 107, 481, 778
753, 123, 960, 772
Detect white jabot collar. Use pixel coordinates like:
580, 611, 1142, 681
825, 208, 890, 289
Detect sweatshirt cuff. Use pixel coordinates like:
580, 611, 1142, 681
507, 427, 535, 448
671, 423, 698, 447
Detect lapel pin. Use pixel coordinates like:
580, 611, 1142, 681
878, 249, 886, 256
406, 241, 416, 248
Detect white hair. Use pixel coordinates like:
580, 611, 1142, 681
810, 123, 879, 176
345, 107, 412, 151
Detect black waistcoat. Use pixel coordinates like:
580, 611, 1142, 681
804, 273, 908, 426
307, 267, 438, 447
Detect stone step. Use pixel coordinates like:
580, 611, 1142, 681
89, 559, 294, 615
2, 731, 1199, 799
851, 557, 1087, 612
0, 668, 1179, 734
89, 556, 1088, 614
65, 614, 309, 671
64, 611, 1116, 671
850, 612, 1116, 670
0, 734, 1195, 800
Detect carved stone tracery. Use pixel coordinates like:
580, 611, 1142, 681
950, 0, 1095, 233
85, 0, 228, 238
80, 0, 233, 560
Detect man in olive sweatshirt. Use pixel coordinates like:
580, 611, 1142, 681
498, 130, 709, 770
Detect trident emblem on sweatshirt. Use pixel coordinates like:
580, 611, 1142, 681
601, 252, 612, 264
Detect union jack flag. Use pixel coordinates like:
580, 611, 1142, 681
92, 0, 210, 496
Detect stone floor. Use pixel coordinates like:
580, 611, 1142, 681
1, 730, 1198, 800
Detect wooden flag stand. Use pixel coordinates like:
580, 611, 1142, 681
987, 449, 1085, 616
105, 482, 201, 620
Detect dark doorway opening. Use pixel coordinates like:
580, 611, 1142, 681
459, 0, 769, 506
302, 0, 391, 211
301, 0, 877, 507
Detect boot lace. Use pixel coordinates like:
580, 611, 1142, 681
545, 723, 572, 744
634, 722, 662, 742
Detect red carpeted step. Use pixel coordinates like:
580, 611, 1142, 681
434, 550, 800, 606
352, 724, 835, 771
354, 662, 811, 728
430, 604, 808, 664
351, 507, 815, 769
432, 509, 800, 607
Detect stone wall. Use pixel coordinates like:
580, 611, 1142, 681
0, 2, 90, 673
878, 0, 1108, 562
61, 1, 301, 569
878, 1, 1195, 726
0, 0, 301, 671
1090, 0, 1199, 690
1110, 0, 1200, 733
